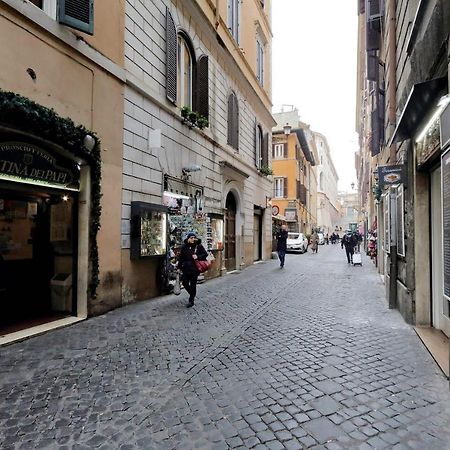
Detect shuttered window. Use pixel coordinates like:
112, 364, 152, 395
274, 178, 285, 198
59, 0, 93, 35
166, 8, 177, 104
228, 0, 240, 44
227, 92, 239, 151
273, 143, 284, 158
256, 39, 264, 85
196, 55, 209, 120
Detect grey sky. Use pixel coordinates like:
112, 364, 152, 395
272, 0, 359, 191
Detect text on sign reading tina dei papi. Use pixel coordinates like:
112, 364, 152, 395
0, 142, 74, 185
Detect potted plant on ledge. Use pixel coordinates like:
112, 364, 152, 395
258, 165, 273, 177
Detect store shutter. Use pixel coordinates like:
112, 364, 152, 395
58, 0, 94, 35
166, 8, 177, 104
196, 55, 209, 119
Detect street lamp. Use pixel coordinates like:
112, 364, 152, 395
283, 123, 292, 136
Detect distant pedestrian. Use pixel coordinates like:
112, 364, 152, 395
341, 230, 357, 264
177, 232, 207, 307
276, 224, 288, 268
310, 231, 319, 253
325, 233, 329, 245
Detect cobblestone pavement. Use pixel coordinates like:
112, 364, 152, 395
2, 245, 450, 449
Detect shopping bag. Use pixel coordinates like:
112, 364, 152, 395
173, 272, 181, 295
195, 260, 211, 273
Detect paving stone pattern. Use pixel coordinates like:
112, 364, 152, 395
1, 246, 450, 449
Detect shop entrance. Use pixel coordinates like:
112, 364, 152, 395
253, 208, 262, 261
225, 193, 236, 271
0, 184, 77, 334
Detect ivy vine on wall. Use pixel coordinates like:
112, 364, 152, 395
0, 90, 102, 299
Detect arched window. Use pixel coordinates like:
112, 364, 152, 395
227, 92, 239, 150
177, 33, 193, 107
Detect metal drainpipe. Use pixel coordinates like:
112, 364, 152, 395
386, 0, 398, 309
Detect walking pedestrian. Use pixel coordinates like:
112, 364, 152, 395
177, 232, 208, 307
276, 224, 288, 268
341, 230, 357, 264
310, 230, 319, 253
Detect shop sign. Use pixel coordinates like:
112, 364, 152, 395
284, 208, 297, 221
378, 165, 406, 187
0, 142, 79, 190
271, 205, 279, 216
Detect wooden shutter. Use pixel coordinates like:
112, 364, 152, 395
59, 0, 94, 35
283, 143, 288, 158
227, 93, 239, 150
283, 177, 288, 198
366, 50, 378, 82
196, 55, 209, 119
166, 8, 177, 104
261, 132, 269, 167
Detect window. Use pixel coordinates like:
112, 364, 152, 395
319, 172, 324, 191
273, 143, 285, 158
274, 178, 286, 198
165, 10, 210, 117
256, 39, 264, 85
227, 92, 239, 150
255, 124, 263, 168
228, 0, 240, 43
32, 0, 93, 34
177, 34, 193, 108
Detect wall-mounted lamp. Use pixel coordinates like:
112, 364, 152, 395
350, 182, 355, 190
182, 164, 202, 181
283, 123, 292, 136
83, 134, 96, 152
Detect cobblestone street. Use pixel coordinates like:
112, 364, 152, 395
1, 245, 450, 449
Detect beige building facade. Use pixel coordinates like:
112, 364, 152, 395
0, 0, 125, 339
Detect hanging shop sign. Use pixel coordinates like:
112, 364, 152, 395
271, 205, 280, 216
0, 142, 79, 190
377, 165, 406, 187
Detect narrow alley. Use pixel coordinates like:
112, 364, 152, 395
1, 246, 450, 450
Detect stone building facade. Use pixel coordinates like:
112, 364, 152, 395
120, 0, 275, 302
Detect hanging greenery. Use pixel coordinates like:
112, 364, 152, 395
0, 90, 102, 299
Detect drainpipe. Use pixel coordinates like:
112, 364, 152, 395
386, 0, 398, 309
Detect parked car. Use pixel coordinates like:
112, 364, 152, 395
287, 232, 308, 253
317, 232, 325, 245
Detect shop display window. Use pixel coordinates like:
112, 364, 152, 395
130, 202, 167, 259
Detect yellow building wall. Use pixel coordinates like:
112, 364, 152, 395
0, 5, 125, 315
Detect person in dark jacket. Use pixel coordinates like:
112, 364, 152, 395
276, 224, 288, 268
341, 231, 357, 264
177, 232, 208, 307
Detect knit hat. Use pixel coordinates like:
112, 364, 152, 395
186, 232, 197, 239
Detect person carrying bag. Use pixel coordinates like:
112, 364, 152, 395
177, 232, 208, 307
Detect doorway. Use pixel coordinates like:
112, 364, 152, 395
0, 184, 77, 334
225, 192, 236, 271
431, 167, 450, 336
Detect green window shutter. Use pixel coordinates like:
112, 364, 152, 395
166, 8, 177, 104
58, 0, 94, 35
228, 93, 239, 150
196, 55, 209, 120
